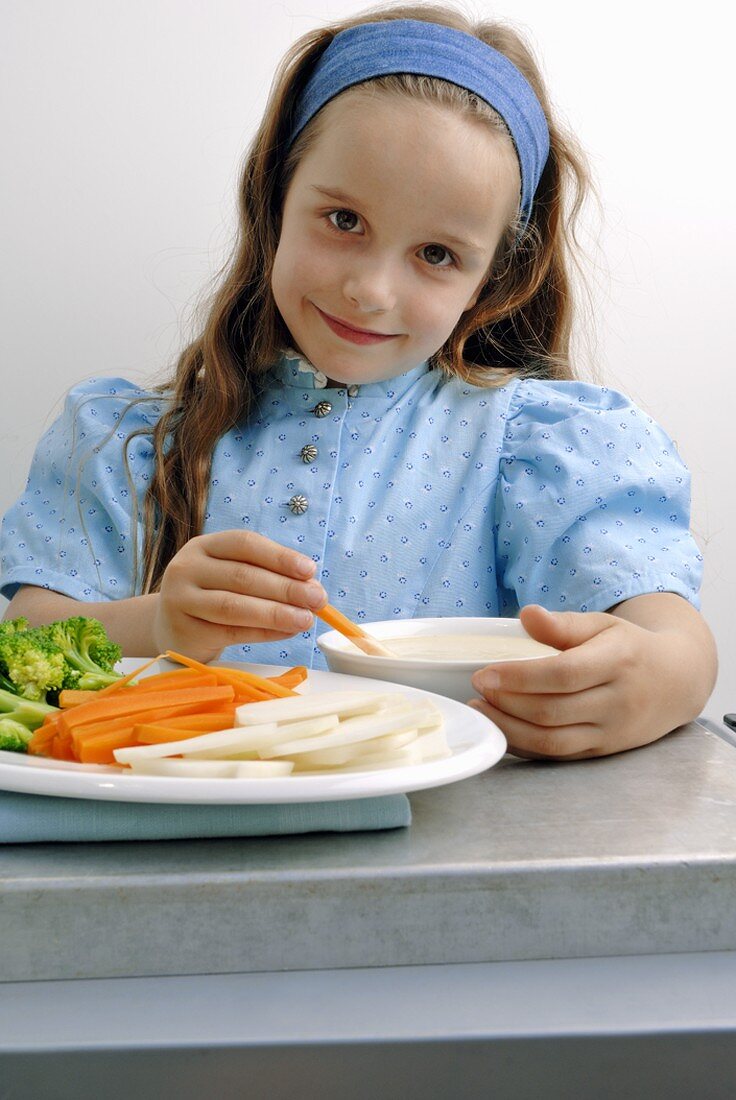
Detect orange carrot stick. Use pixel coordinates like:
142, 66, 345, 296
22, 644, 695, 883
68, 700, 237, 753
93, 654, 169, 698
58, 690, 100, 708
58, 685, 236, 733
124, 669, 218, 693
268, 666, 308, 688
27, 719, 61, 755
135, 709, 236, 733
69, 707, 181, 751
315, 604, 368, 638
77, 729, 139, 764
49, 735, 77, 762
133, 718, 237, 743
165, 651, 297, 698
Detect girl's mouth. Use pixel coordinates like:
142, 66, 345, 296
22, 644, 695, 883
315, 306, 399, 346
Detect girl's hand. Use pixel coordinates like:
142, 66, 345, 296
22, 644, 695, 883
467, 602, 705, 761
153, 530, 327, 663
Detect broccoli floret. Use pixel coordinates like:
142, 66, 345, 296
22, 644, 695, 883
0, 617, 29, 636
0, 717, 34, 753
0, 626, 67, 701
0, 688, 58, 753
43, 616, 123, 691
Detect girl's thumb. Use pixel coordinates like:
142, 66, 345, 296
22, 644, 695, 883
518, 603, 614, 651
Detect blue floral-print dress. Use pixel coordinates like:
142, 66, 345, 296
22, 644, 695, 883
0, 349, 703, 669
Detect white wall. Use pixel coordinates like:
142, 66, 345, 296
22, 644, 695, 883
2, 0, 733, 721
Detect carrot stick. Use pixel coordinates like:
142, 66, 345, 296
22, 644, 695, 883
69, 706, 183, 751
93, 654, 169, 698
134, 719, 236, 744
58, 690, 100, 708
49, 735, 77, 762
58, 685, 236, 733
135, 709, 236, 732
315, 604, 368, 638
165, 651, 297, 698
77, 729, 139, 764
69, 700, 237, 752
28, 720, 61, 755
268, 666, 308, 688
60, 671, 217, 711
231, 685, 274, 703
123, 669, 218, 693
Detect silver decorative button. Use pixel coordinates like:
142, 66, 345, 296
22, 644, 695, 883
347, 385, 359, 397
300, 444, 318, 463
288, 494, 309, 515
313, 400, 332, 418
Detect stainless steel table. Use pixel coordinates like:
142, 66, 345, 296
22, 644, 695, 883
2, 720, 735, 1098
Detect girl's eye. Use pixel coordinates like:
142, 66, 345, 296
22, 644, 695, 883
420, 244, 455, 269
327, 209, 360, 234
324, 210, 457, 269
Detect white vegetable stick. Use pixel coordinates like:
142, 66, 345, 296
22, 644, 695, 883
299, 730, 452, 773
334, 702, 441, 734
332, 743, 426, 771
113, 724, 278, 764
233, 760, 294, 777
125, 759, 240, 778
235, 691, 396, 726
182, 715, 339, 758
414, 727, 451, 760
290, 728, 420, 769
261, 704, 442, 758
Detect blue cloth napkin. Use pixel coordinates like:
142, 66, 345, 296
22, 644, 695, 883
0, 790, 411, 842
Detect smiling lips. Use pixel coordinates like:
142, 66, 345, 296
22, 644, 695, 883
315, 305, 399, 345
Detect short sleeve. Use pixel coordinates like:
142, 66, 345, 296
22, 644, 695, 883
494, 379, 703, 613
0, 377, 164, 603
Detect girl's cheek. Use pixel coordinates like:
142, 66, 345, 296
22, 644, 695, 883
295, 232, 333, 272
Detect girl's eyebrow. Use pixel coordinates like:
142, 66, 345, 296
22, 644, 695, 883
309, 184, 486, 255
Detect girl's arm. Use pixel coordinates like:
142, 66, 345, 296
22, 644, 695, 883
468, 593, 718, 760
4, 586, 161, 657
2, 530, 328, 662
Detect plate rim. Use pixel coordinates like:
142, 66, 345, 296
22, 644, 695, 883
0, 661, 506, 804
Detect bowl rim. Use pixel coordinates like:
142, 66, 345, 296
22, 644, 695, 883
316, 616, 555, 669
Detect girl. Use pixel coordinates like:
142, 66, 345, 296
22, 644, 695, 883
0, 4, 717, 760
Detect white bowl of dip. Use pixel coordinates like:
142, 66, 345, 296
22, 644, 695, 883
316, 616, 559, 704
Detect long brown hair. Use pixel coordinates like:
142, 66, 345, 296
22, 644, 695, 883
121, 1, 598, 595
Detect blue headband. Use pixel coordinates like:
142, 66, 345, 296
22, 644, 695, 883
286, 19, 550, 231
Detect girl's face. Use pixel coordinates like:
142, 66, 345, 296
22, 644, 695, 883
271, 90, 521, 385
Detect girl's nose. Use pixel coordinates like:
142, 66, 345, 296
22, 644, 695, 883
341, 257, 397, 315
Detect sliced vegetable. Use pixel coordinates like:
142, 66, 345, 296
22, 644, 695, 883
58, 685, 236, 733
259, 702, 438, 758
114, 724, 279, 764
164, 651, 297, 698
235, 691, 394, 726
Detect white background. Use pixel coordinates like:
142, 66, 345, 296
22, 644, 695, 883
2, 0, 732, 723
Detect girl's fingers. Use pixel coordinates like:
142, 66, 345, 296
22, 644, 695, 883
210, 560, 326, 610
179, 586, 315, 634
176, 612, 304, 647
467, 698, 604, 760
474, 683, 612, 729
197, 530, 317, 580
471, 631, 618, 697
175, 542, 326, 612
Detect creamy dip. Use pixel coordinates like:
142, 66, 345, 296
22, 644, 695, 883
383, 633, 559, 662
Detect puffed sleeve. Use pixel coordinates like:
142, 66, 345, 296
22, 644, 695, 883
494, 379, 703, 613
0, 377, 165, 603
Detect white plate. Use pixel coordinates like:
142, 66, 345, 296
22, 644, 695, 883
0, 660, 506, 804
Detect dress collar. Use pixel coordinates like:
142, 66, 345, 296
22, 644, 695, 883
271, 347, 432, 400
